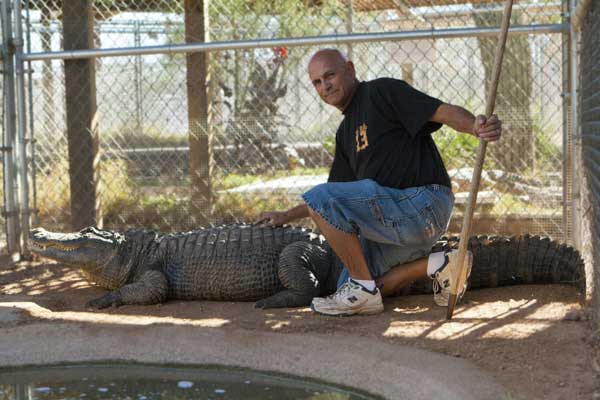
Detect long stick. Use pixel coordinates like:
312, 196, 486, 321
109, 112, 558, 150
446, 0, 514, 320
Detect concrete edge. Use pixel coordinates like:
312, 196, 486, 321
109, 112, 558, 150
0, 322, 513, 400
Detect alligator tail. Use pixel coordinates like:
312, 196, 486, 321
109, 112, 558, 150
408, 235, 585, 295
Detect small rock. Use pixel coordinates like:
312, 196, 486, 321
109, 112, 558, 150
452, 352, 461, 358
563, 310, 585, 321
558, 382, 565, 387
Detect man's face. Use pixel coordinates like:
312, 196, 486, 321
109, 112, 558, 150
308, 52, 356, 111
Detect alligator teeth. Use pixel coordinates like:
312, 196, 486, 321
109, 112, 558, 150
31, 243, 78, 252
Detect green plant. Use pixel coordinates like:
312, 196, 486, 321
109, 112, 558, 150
98, 159, 140, 209
434, 127, 481, 170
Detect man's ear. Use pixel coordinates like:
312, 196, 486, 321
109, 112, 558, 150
346, 60, 356, 77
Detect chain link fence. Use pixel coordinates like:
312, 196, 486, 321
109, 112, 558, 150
1, 0, 574, 247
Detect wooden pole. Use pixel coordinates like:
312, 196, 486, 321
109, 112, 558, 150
446, 0, 514, 320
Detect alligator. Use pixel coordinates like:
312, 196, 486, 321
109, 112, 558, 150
28, 225, 585, 309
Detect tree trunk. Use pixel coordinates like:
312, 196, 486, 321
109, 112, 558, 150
185, 0, 212, 225
62, 0, 99, 230
473, 9, 534, 173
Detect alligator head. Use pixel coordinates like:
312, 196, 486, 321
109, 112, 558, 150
29, 226, 124, 275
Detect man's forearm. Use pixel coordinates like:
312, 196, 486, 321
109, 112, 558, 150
431, 103, 476, 135
285, 204, 310, 221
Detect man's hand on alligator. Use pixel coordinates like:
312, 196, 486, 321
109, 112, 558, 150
254, 211, 288, 227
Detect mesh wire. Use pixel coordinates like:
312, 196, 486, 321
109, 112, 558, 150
13, 0, 570, 240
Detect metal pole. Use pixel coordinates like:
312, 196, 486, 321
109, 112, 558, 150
22, 24, 567, 61
569, 0, 581, 249
1, 0, 21, 259
13, 0, 30, 257
561, 0, 570, 243
25, 0, 38, 227
134, 20, 142, 135
14, 384, 26, 400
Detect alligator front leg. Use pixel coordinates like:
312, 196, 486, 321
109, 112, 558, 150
86, 270, 168, 309
256, 242, 330, 309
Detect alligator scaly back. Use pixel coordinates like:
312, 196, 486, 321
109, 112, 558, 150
144, 224, 326, 302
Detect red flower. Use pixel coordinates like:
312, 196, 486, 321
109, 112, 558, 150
272, 47, 288, 60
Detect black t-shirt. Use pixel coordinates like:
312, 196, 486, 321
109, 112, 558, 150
328, 78, 451, 189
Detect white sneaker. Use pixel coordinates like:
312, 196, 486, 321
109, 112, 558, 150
431, 249, 473, 307
311, 279, 384, 316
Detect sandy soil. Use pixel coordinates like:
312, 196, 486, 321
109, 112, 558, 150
0, 258, 597, 400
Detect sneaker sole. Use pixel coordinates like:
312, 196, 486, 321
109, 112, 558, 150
310, 303, 384, 317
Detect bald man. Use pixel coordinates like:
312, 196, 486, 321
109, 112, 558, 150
256, 49, 501, 316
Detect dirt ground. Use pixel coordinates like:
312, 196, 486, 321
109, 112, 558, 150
0, 258, 598, 400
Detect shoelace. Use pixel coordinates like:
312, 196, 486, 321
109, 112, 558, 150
328, 281, 361, 300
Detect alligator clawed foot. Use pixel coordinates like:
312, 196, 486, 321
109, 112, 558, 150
254, 300, 268, 309
254, 290, 314, 309
254, 298, 283, 309
86, 293, 122, 309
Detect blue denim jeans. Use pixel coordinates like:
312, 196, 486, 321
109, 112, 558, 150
302, 179, 454, 288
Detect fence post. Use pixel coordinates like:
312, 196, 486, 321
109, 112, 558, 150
1, 0, 21, 260
569, 0, 582, 250
561, 0, 571, 243
14, 0, 31, 257
185, 0, 212, 226
62, 0, 99, 230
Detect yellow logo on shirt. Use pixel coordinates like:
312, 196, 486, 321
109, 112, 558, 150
355, 123, 369, 152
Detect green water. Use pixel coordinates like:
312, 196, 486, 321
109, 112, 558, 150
0, 364, 378, 400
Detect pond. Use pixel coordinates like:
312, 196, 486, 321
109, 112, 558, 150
0, 363, 379, 400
